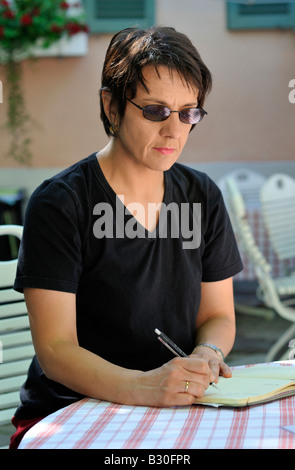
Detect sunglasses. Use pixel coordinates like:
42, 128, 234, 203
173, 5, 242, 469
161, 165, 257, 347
127, 98, 207, 125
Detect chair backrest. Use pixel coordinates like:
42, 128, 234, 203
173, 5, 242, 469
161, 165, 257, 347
0, 225, 34, 426
218, 168, 266, 211
260, 174, 295, 263
218, 169, 287, 280
225, 177, 271, 275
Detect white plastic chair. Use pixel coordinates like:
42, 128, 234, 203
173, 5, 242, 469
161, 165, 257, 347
0, 225, 34, 427
226, 178, 295, 361
218, 168, 266, 211
218, 169, 275, 318
260, 174, 295, 268
218, 169, 268, 279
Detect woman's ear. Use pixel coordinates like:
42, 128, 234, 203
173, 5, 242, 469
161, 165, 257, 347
101, 89, 113, 123
101, 90, 118, 123
101, 90, 119, 136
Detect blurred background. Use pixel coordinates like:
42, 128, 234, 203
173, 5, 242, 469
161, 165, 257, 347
1, 1, 294, 168
0, 0, 295, 362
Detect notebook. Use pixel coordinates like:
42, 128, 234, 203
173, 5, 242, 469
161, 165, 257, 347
195, 361, 295, 407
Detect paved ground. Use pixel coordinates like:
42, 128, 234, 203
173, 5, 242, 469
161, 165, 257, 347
227, 309, 291, 366
1, 286, 293, 448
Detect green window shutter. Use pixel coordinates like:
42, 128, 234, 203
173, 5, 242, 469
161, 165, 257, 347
226, 1, 295, 30
83, 0, 155, 33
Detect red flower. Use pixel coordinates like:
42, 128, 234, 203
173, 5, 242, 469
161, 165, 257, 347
65, 22, 81, 35
60, 1, 69, 9
31, 7, 40, 16
0, 25, 4, 38
0, 1, 9, 7
3, 9, 14, 19
51, 24, 62, 34
20, 14, 32, 26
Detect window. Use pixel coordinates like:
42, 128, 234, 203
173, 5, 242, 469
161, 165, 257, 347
226, 1, 295, 30
83, 0, 155, 33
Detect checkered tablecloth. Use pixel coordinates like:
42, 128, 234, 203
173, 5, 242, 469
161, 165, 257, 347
18, 363, 295, 450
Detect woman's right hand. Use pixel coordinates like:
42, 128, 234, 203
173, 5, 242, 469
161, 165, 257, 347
129, 355, 215, 407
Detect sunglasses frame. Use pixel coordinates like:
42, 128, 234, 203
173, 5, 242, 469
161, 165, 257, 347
126, 98, 207, 124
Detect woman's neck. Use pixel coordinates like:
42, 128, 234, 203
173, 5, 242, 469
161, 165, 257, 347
96, 141, 165, 204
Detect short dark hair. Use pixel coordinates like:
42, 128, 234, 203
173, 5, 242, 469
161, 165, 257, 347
100, 26, 212, 137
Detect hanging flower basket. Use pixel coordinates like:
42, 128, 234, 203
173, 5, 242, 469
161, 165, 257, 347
0, 0, 88, 164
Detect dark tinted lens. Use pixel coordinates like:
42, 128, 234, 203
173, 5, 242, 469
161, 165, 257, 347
143, 105, 170, 122
180, 108, 204, 124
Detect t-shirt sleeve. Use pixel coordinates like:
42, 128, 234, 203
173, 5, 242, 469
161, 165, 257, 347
201, 179, 243, 282
14, 180, 84, 293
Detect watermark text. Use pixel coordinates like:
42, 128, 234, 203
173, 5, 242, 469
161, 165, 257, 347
93, 196, 202, 249
104, 453, 190, 466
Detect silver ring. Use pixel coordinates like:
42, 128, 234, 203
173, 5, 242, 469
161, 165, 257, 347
185, 381, 190, 393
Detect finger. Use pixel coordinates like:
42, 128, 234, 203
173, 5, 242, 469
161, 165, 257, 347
182, 356, 213, 377
183, 358, 216, 387
219, 361, 232, 378
168, 357, 214, 393
174, 392, 196, 406
186, 369, 214, 390
207, 359, 220, 382
181, 379, 208, 398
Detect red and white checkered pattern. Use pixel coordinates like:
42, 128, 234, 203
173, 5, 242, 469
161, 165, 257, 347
18, 362, 295, 450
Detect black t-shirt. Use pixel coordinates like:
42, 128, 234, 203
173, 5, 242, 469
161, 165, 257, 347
14, 153, 243, 419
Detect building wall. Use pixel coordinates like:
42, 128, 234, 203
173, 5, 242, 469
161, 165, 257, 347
0, 0, 294, 169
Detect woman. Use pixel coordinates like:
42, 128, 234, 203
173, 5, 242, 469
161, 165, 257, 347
10, 27, 243, 448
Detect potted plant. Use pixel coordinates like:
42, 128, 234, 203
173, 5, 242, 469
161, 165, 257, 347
0, 0, 88, 164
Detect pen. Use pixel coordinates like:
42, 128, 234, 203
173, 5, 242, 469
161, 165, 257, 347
155, 328, 220, 391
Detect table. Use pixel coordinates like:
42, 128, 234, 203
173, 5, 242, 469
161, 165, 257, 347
18, 364, 295, 450
18, 396, 295, 450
